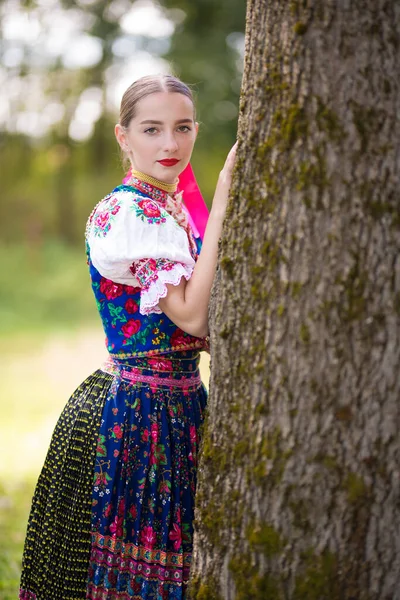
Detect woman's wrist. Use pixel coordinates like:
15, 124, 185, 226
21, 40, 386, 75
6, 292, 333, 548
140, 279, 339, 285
209, 205, 227, 222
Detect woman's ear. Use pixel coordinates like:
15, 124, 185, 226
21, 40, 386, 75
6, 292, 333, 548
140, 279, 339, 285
115, 124, 129, 151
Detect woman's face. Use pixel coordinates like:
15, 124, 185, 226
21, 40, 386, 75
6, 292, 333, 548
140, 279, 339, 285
115, 91, 198, 184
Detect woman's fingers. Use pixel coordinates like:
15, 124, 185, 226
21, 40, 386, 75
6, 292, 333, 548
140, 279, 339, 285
223, 141, 238, 173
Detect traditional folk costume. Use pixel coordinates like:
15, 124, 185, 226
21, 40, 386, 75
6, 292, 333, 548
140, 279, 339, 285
20, 167, 209, 600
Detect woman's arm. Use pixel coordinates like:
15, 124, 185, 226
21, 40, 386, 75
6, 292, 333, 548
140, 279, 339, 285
157, 143, 237, 337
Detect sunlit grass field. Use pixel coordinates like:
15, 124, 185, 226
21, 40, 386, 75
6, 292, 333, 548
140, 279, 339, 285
0, 242, 210, 598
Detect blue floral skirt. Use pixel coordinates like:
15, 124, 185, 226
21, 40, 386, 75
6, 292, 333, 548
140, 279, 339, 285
19, 350, 207, 600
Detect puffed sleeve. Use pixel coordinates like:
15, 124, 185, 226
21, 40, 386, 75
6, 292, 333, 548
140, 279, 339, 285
87, 189, 195, 315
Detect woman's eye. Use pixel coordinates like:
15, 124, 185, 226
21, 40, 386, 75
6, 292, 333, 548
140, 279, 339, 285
144, 127, 157, 134
177, 125, 191, 132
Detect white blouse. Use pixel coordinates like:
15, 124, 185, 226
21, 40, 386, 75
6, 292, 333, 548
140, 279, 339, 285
87, 188, 196, 315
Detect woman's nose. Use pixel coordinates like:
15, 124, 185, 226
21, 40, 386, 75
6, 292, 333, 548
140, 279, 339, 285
162, 132, 179, 153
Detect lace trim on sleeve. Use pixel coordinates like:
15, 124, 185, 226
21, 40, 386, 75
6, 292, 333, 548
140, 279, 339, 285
131, 258, 193, 316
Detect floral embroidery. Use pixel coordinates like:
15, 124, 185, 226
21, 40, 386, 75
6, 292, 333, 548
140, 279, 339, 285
91, 195, 123, 237
171, 328, 193, 348
169, 523, 182, 551
124, 298, 139, 314
130, 197, 167, 225
99, 277, 124, 300
121, 318, 141, 338
140, 525, 157, 549
131, 258, 175, 290
87, 353, 207, 598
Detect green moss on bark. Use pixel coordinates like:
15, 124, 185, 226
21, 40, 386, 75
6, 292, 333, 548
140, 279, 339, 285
247, 522, 284, 556
189, 576, 223, 600
229, 554, 283, 600
294, 21, 308, 35
300, 323, 310, 343
294, 550, 340, 599
343, 472, 368, 504
220, 256, 235, 279
315, 98, 345, 142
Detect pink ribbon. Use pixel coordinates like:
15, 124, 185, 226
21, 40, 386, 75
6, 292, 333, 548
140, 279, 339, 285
177, 163, 209, 241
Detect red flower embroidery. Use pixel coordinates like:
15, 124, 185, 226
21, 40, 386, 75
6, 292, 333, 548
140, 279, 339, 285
138, 199, 161, 218
147, 358, 173, 371
113, 425, 123, 439
129, 505, 137, 519
159, 481, 170, 494
162, 261, 175, 271
94, 472, 108, 486
100, 277, 124, 300
169, 523, 182, 551
121, 319, 141, 337
170, 328, 189, 347
124, 283, 141, 295
109, 515, 123, 537
140, 525, 157, 549
190, 425, 197, 445
151, 423, 159, 443
94, 211, 109, 230
149, 450, 157, 465
146, 258, 158, 272
124, 298, 139, 314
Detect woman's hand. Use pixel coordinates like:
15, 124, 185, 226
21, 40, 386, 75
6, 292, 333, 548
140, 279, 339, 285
211, 141, 238, 217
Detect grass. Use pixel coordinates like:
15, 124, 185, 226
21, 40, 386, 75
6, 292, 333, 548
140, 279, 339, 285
0, 480, 35, 599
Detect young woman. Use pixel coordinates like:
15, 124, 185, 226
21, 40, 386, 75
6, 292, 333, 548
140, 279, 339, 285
19, 74, 236, 600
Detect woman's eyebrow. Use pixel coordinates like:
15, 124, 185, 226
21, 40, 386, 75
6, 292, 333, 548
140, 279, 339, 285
140, 118, 194, 125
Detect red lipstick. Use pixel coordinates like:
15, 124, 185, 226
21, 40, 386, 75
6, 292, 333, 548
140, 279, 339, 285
157, 159, 180, 167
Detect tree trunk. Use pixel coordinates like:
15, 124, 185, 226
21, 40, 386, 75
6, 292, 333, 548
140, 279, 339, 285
190, 1, 400, 599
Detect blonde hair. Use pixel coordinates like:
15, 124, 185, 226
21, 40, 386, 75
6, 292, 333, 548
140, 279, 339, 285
119, 74, 196, 128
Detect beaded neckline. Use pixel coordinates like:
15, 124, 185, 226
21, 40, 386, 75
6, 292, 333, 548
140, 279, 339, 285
124, 176, 171, 205
131, 170, 178, 194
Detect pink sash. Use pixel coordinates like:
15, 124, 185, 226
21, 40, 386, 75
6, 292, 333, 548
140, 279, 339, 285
177, 163, 209, 241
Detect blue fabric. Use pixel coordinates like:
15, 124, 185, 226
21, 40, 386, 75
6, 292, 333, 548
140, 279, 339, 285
87, 351, 207, 599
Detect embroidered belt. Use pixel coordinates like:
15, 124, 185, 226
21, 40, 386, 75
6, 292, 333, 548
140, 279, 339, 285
101, 359, 202, 390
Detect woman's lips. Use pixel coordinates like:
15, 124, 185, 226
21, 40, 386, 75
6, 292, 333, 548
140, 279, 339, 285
157, 159, 180, 167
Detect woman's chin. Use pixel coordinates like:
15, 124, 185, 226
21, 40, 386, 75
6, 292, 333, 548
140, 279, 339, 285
154, 164, 182, 184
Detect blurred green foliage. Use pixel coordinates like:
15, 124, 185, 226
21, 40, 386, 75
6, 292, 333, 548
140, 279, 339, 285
0, 240, 99, 338
1, 0, 245, 246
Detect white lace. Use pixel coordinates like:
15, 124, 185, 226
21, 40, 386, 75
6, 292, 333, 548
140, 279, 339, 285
139, 262, 193, 315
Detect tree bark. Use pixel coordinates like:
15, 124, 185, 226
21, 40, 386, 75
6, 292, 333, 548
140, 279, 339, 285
190, 1, 400, 599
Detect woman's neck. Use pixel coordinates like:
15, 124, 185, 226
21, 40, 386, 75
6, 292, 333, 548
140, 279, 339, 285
131, 169, 178, 194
